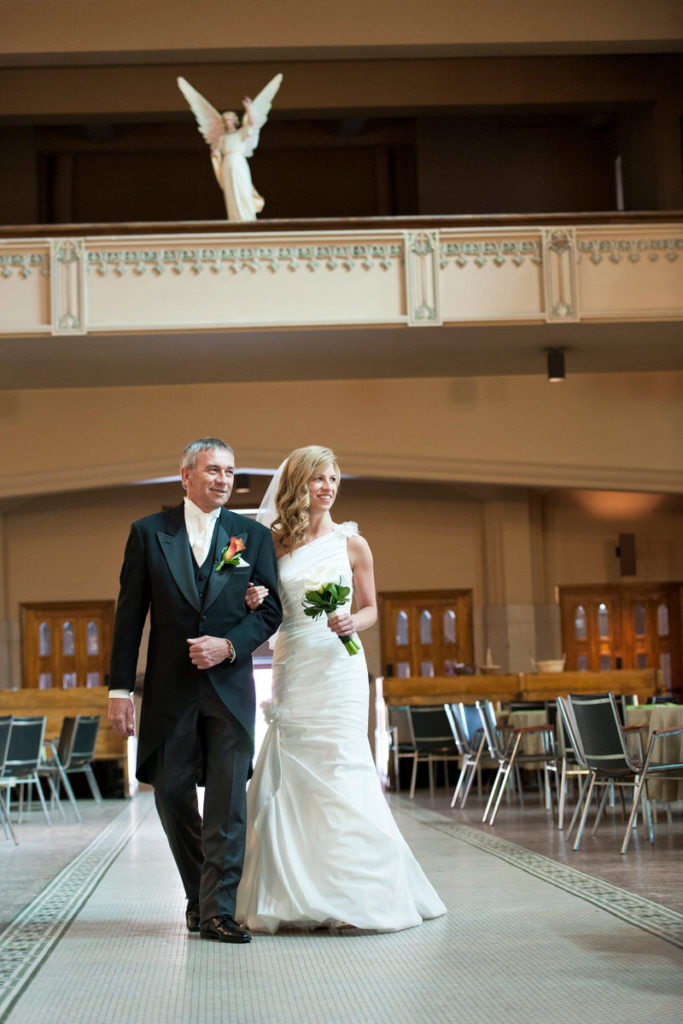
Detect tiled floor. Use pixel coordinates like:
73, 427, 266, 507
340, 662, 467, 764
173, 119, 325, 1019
1, 788, 682, 1024
426, 786, 683, 914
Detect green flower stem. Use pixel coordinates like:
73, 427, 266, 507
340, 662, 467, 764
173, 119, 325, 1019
339, 633, 361, 656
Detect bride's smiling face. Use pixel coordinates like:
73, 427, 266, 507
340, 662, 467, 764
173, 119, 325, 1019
307, 462, 338, 514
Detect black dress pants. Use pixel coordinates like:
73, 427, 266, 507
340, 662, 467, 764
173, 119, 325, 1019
150, 676, 252, 922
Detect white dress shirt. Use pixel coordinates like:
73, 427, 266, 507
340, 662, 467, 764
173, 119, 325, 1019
183, 497, 221, 566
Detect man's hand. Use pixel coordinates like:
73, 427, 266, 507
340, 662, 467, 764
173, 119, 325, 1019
108, 696, 135, 737
187, 635, 234, 670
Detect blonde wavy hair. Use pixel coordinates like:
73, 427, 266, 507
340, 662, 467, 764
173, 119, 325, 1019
272, 445, 340, 550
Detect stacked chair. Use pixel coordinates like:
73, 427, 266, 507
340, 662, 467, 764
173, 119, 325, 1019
568, 692, 683, 855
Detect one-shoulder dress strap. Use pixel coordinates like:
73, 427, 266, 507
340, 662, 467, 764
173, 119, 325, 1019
336, 521, 359, 538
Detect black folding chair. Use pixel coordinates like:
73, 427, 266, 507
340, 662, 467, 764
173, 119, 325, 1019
46, 716, 103, 821
476, 699, 559, 825
387, 705, 416, 794
0, 716, 18, 844
407, 705, 461, 799
567, 692, 683, 855
2, 716, 53, 826
555, 696, 591, 834
444, 703, 486, 809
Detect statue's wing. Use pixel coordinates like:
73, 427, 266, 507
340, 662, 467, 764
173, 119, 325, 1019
177, 77, 224, 148
249, 73, 283, 128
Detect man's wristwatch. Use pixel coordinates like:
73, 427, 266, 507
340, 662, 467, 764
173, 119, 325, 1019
225, 639, 236, 662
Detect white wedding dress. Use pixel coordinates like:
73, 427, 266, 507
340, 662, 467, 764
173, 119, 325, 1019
235, 523, 446, 933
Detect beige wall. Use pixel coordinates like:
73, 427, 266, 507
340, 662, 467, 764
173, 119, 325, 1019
541, 491, 683, 588
2, 471, 682, 688
2, 372, 682, 500
2, 370, 680, 685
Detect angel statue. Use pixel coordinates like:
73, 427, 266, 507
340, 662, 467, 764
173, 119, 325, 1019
178, 73, 283, 222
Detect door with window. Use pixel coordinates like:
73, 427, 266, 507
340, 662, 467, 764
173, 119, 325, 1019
560, 583, 681, 694
21, 601, 115, 690
379, 590, 474, 678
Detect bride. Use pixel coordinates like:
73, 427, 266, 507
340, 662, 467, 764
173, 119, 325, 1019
235, 445, 446, 933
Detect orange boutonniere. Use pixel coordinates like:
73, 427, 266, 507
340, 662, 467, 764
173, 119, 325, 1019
215, 536, 247, 572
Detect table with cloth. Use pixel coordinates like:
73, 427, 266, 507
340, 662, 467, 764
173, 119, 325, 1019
625, 704, 683, 802
496, 709, 550, 758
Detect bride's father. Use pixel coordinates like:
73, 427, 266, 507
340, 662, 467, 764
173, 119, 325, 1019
108, 438, 282, 943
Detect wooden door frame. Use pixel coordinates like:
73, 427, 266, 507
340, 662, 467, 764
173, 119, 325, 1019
559, 582, 682, 694
379, 588, 474, 678
21, 600, 115, 690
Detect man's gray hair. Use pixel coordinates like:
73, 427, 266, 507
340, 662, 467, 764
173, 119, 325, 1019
180, 438, 234, 478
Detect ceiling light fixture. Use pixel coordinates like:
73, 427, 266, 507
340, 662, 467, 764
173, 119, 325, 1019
546, 349, 566, 382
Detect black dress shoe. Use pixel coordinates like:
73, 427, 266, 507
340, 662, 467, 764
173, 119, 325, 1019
186, 902, 200, 933
200, 915, 252, 944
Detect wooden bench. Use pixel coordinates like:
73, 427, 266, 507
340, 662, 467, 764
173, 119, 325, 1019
381, 668, 663, 708
518, 668, 662, 703
382, 674, 522, 706
0, 686, 128, 791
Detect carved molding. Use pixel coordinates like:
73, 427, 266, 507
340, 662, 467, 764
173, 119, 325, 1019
577, 236, 683, 265
50, 239, 87, 335
86, 242, 404, 277
542, 228, 579, 323
0, 252, 49, 279
406, 231, 441, 326
440, 239, 542, 268
1, 224, 682, 336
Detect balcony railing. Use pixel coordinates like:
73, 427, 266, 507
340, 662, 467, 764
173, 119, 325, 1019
1, 214, 681, 337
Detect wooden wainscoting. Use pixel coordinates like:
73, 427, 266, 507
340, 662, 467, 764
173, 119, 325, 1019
0, 686, 128, 787
382, 668, 663, 707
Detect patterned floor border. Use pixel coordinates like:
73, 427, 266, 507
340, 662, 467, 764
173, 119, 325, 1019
0, 797, 155, 1023
397, 798, 683, 950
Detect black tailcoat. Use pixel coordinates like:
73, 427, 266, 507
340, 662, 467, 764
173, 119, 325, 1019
109, 502, 282, 783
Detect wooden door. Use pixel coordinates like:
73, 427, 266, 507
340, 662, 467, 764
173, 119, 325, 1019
379, 590, 473, 678
21, 601, 115, 690
560, 583, 681, 694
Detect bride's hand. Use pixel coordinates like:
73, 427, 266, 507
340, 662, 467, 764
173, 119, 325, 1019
246, 582, 268, 611
327, 612, 355, 637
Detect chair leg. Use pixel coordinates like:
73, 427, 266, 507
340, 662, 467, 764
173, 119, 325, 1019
487, 735, 523, 825
409, 755, 419, 800
46, 776, 67, 822
427, 758, 434, 798
591, 786, 611, 835
0, 793, 18, 845
573, 773, 596, 851
621, 775, 655, 855
514, 763, 524, 807
557, 760, 568, 829
32, 774, 52, 827
82, 765, 103, 804
482, 763, 504, 823
461, 738, 485, 808
55, 764, 82, 822
489, 762, 516, 825
622, 775, 649, 855
450, 762, 470, 808
566, 773, 590, 838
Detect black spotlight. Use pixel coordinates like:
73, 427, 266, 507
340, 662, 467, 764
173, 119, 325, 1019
546, 349, 565, 382
234, 473, 251, 493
